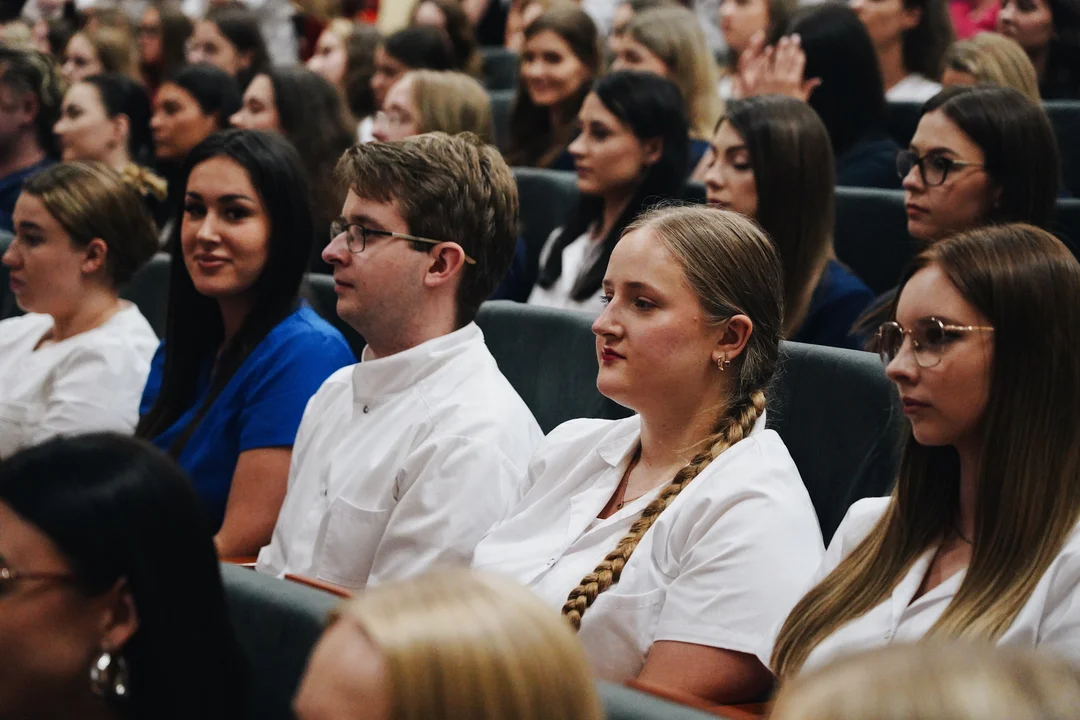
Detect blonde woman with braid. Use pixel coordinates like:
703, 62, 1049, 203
473, 205, 824, 703
771, 224, 1080, 679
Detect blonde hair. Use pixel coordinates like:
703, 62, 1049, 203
75, 26, 141, 82
772, 224, 1080, 678
772, 643, 1080, 720
946, 32, 1041, 102
624, 7, 724, 139
406, 70, 495, 144
334, 569, 604, 720
562, 205, 785, 629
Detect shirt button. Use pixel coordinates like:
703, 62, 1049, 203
548, 557, 556, 566
363, 405, 369, 414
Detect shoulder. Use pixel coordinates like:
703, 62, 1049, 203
546, 415, 636, 449
0, 313, 51, 348
828, 496, 891, 555
250, 307, 355, 367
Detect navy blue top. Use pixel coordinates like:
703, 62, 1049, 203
139, 305, 356, 530
837, 138, 902, 190
0, 159, 52, 232
791, 259, 876, 350
689, 138, 711, 172
492, 237, 531, 302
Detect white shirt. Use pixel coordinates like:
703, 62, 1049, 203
0, 305, 158, 459
473, 414, 825, 681
801, 497, 1080, 673
886, 74, 943, 103
181, 0, 297, 66
257, 323, 543, 589
527, 228, 607, 316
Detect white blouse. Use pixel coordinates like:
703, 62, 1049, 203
473, 413, 825, 681
800, 497, 1080, 673
527, 228, 608, 316
887, 74, 943, 103
0, 305, 159, 459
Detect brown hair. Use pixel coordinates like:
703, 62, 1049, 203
336, 132, 519, 326
405, 70, 495, 144
506, 6, 601, 168
624, 7, 724, 139
901, 0, 954, 81
945, 33, 1041, 102
410, 0, 484, 77
772, 643, 1080, 720
332, 569, 604, 720
773, 223, 1080, 677
562, 205, 785, 628
719, 95, 835, 335
22, 162, 158, 288
74, 26, 141, 81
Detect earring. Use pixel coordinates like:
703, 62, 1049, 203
90, 649, 129, 699
716, 354, 730, 371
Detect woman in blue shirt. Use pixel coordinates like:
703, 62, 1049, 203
703, 95, 875, 350
137, 129, 355, 557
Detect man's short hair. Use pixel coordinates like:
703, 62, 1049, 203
336, 132, 519, 327
0, 47, 63, 157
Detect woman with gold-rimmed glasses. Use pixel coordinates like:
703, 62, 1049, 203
0, 433, 245, 720
772, 223, 1080, 679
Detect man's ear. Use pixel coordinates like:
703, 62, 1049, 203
422, 242, 469, 290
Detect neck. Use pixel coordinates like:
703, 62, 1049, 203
217, 294, 256, 346
597, 189, 635, 240
0, 133, 45, 179
637, 386, 729, 472
103, 146, 132, 174
956, 440, 980, 541
363, 298, 459, 360
50, 288, 120, 342
878, 41, 909, 92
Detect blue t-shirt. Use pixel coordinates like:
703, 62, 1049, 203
791, 259, 876, 350
0, 159, 53, 232
139, 305, 356, 530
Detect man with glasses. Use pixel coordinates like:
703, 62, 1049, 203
257, 132, 542, 590
0, 48, 60, 233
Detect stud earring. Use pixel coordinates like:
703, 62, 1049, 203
716, 354, 731, 371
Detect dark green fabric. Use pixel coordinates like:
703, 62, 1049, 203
119, 252, 171, 338
480, 46, 520, 92
490, 88, 516, 152
598, 682, 721, 720
834, 187, 916, 295
476, 300, 632, 433
220, 564, 340, 720
513, 166, 579, 293
768, 341, 905, 543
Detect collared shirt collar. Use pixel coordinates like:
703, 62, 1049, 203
352, 322, 483, 400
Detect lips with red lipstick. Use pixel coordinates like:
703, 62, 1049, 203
192, 253, 230, 271
600, 346, 625, 363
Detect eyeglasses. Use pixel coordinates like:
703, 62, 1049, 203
896, 149, 985, 187
876, 317, 994, 368
374, 110, 413, 128
0, 566, 78, 596
329, 220, 477, 265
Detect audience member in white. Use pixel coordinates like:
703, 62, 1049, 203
772, 224, 1080, 678
257, 133, 543, 590
475, 206, 824, 704
0, 162, 157, 459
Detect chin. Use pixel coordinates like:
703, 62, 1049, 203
596, 371, 636, 409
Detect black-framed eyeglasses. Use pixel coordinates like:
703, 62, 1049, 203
896, 149, 985, 187
0, 566, 79, 596
329, 220, 477, 265
876, 317, 994, 368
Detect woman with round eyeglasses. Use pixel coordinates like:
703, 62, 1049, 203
771, 222, 1080, 678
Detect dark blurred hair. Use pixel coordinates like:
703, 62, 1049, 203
901, 0, 954, 80
786, 3, 889, 157
922, 85, 1059, 228
507, 5, 601, 168
141, 2, 193, 89
1044, 0, 1080, 96
205, 3, 271, 90
537, 70, 690, 302
342, 22, 381, 119
0, 46, 64, 157
81, 73, 155, 165
0, 433, 247, 720
410, 0, 483, 76
136, 130, 312, 456
165, 63, 242, 128
383, 25, 455, 71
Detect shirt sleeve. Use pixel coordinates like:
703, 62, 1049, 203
366, 434, 528, 586
138, 342, 166, 416
238, 332, 355, 452
652, 475, 826, 664
1038, 545, 1080, 665
29, 345, 150, 446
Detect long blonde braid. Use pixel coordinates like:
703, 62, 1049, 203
562, 389, 767, 629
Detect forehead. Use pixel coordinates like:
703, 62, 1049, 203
579, 92, 619, 123
712, 119, 746, 148
0, 501, 69, 572
384, 76, 414, 105
187, 156, 257, 197
67, 33, 94, 54
195, 19, 226, 40
911, 109, 984, 161
156, 83, 198, 108
342, 189, 408, 231
896, 263, 984, 324
12, 192, 62, 230
526, 29, 574, 55
606, 226, 692, 293
65, 81, 103, 108
245, 74, 274, 100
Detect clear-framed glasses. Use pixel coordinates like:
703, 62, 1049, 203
374, 110, 412, 128
896, 149, 985, 187
329, 220, 477, 265
876, 317, 994, 368
0, 565, 78, 597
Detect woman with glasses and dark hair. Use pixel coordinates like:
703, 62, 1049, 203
136, 130, 355, 559
771, 222, 1080, 678
0, 433, 246, 720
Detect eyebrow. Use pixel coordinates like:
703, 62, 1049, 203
909, 144, 959, 156
344, 213, 388, 230
603, 279, 662, 294
185, 192, 257, 203
15, 220, 44, 232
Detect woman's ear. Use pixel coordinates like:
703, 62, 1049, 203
111, 113, 131, 153
238, 50, 254, 72
642, 136, 663, 167
81, 238, 109, 278
713, 314, 754, 365
98, 578, 140, 653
